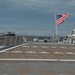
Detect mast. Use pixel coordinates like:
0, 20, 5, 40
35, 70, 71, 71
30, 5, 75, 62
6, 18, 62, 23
55, 14, 58, 36
55, 14, 58, 42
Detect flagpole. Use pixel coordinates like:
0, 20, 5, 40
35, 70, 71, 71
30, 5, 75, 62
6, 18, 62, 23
55, 14, 58, 36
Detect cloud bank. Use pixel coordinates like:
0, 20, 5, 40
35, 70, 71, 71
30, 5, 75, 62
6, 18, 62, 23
0, 0, 75, 35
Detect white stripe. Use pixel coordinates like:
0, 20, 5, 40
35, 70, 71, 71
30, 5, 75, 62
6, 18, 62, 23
53, 52, 64, 54
11, 51, 23, 53
39, 51, 50, 54
0, 58, 75, 62
22, 46, 30, 48
41, 46, 49, 48
60, 47, 67, 49
51, 46, 56, 48
32, 46, 38, 48
25, 51, 37, 53
65, 52, 75, 54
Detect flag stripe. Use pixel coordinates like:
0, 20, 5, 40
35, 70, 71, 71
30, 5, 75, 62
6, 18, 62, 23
56, 13, 70, 25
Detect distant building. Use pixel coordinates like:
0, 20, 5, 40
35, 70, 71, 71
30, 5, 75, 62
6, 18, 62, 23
0, 31, 15, 36
62, 29, 75, 44
33, 38, 39, 42
63, 38, 69, 43
68, 29, 75, 44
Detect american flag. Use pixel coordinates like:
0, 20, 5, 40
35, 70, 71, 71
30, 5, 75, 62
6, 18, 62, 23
56, 13, 70, 26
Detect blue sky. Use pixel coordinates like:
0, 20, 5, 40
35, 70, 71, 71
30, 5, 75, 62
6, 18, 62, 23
0, 0, 75, 36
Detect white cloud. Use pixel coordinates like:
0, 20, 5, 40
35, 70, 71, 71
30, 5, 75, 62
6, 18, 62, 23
0, 0, 75, 15
6, 0, 61, 10
5, 0, 74, 14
